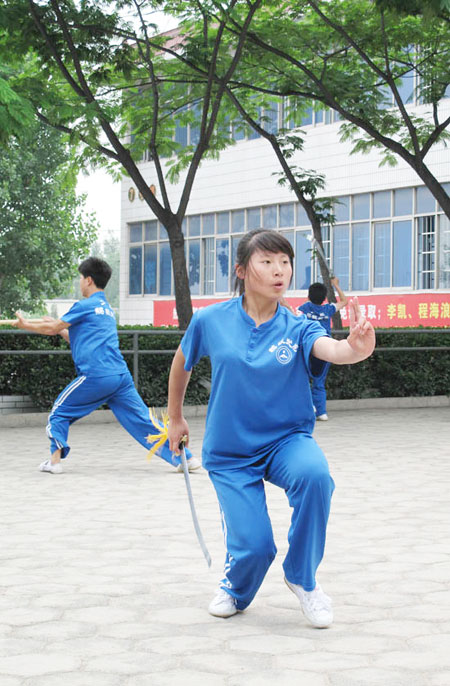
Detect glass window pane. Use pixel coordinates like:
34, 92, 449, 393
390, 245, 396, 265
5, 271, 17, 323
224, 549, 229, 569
352, 194, 370, 220
130, 224, 142, 243
394, 188, 412, 216
189, 102, 201, 146
202, 237, 215, 295
393, 220, 412, 286
283, 231, 295, 290
296, 203, 309, 226
215, 238, 229, 292
182, 218, 187, 236
332, 225, 350, 290
188, 240, 200, 295
232, 120, 246, 141
374, 222, 391, 288
416, 186, 435, 214
263, 101, 279, 134
189, 215, 201, 237
231, 210, 245, 233
295, 231, 312, 290
315, 109, 324, 124
129, 246, 142, 294
159, 243, 172, 295
301, 106, 313, 126
335, 197, 350, 222
202, 213, 215, 235
439, 215, 450, 287
144, 220, 157, 241
217, 212, 230, 234
351, 223, 370, 290
373, 191, 391, 218
395, 70, 415, 104
159, 222, 168, 238
247, 207, 261, 230
280, 203, 295, 227
231, 236, 241, 290
417, 217, 435, 289
143, 244, 157, 294
263, 205, 277, 229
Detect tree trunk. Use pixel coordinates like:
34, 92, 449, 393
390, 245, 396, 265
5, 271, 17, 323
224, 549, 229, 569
307, 211, 343, 330
165, 217, 193, 330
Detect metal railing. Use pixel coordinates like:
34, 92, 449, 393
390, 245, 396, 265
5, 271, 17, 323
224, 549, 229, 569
0, 328, 449, 390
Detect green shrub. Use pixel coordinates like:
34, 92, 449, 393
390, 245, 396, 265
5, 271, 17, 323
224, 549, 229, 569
0, 326, 448, 410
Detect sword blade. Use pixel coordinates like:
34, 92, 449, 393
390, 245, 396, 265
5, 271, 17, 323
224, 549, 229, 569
180, 446, 212, 568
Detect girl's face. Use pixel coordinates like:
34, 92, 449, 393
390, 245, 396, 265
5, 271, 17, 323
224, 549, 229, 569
236, 249, 292, 300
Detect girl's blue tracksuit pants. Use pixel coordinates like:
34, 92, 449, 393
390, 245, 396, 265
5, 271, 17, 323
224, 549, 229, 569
208, 432, 334, 610
46, 372, 191, 467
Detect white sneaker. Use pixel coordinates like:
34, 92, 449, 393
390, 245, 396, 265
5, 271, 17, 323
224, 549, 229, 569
39, 459, 63, 474
316, 414, 328, 421
176, 456, 202, 473
284, 578, 333, 628
208, 588, 238, 618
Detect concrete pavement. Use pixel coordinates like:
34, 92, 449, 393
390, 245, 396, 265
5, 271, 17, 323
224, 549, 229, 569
0, 406, 449, 686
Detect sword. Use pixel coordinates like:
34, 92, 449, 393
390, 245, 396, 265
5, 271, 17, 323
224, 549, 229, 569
179, 437, 212, 568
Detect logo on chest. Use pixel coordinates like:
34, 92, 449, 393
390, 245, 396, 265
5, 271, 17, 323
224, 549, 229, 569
268, 338, 298, 365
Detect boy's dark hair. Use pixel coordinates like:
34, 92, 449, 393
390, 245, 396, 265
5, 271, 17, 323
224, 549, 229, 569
78, 257, 112, 290
233, 229, 294, 295
308, 282, 328, 305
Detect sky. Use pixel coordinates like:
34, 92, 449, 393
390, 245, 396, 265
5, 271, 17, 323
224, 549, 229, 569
75, 11, 179, 244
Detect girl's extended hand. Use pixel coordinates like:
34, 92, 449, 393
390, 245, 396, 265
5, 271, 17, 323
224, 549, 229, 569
168, 416, 190, 455
347, 297, 376, 359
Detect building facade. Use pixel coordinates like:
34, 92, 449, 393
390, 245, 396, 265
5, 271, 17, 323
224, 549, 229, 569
119, 99, 450, 328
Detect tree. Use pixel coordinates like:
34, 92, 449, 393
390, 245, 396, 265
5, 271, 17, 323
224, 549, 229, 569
0, 0, 263, 329
0, 123, 97, 316
218, 0, 450, 219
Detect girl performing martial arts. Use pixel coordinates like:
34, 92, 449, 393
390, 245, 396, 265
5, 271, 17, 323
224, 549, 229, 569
167, 229, 375, 628
13, 257, 200, 475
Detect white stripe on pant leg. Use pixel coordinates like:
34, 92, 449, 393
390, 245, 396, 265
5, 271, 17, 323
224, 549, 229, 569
46, 375, 87, 441
220, 506, 234, 589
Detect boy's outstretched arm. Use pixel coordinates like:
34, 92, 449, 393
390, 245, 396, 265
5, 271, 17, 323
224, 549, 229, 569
168, 345, 192, 454
13, 312, 70, 336
313, 297, 375, 365
331, 276, 348, 310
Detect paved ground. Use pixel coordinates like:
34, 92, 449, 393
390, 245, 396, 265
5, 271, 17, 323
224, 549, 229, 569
0, 406, 449, 686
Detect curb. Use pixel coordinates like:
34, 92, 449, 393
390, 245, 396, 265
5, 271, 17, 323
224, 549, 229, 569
0, 397, 448, 429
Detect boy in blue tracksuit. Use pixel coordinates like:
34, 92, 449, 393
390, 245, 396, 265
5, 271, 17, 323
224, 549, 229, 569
297, 277, 348, 420
14, 256, 199, 474
167, 230, 375, 629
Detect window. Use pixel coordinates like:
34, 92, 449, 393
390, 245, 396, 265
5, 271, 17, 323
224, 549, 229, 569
416, 187, 435, 214
130, 224, 142, 243
439, 215, 450, 288
231, 210, 245, 234
203, 238, 215, 294
144, 221, 157, 241
373, 191, 391, 219
374, 222, 391, 288
335, 197, 350, 222
144, 244, 157, 294
333, 225, 350, 290
280, 203, 295, 227
417, 217, 435, 289
352, 194, 370, 221
296, 203, 310, 227
189, 215, 201, 237
215, 238, 229, 291
247, 208, 261, 230
129, 246, 142, 294
295, 231, 312, 290
394, 188, 412, 216
352, 223, 370, 290
202, 214, 215, 235
217, 212, 230, 234
263, 205, 277, 229
188, 240, 200, 295
159, 243, 172, 295
262, 101, 279, 134
393, 220, 412, 287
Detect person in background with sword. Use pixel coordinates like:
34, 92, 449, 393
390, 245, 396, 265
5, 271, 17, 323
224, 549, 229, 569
11, 256, 200, 475
167, 229, 375, 628
297, 277, 348, 421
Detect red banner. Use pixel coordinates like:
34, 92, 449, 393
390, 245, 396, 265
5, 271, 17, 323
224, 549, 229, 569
153, 292, 450, 328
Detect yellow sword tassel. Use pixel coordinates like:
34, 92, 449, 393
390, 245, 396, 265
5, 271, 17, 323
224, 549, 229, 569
146, 408, 170, 460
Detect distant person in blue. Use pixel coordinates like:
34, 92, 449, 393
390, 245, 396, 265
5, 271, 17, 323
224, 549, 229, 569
167, 230, 375, 628
13, 257, 200, 475
297, 278, 348, 421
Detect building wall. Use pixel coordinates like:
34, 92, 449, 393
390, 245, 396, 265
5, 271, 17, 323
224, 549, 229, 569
119, 100, 450, 326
